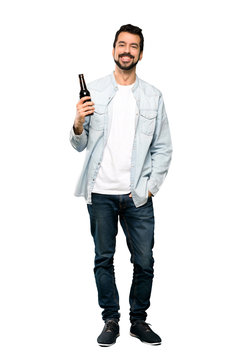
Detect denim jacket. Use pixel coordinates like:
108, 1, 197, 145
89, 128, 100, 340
70, 72, 172, 208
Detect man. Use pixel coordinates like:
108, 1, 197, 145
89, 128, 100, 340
70, 24, 172, 346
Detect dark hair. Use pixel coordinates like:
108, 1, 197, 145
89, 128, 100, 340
113, 24, 144, 52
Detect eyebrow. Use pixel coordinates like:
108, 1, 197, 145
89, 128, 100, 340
118, 41, 139, 47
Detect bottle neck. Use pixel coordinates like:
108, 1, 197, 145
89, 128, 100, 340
79, 74, 87, 91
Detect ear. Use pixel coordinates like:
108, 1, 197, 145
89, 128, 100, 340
112, 48, 115, 57
139, 51, 143, 61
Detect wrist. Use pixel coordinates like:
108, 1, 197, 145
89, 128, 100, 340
73, 124, 83, 135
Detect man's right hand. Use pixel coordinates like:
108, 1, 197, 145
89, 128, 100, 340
73, 96, 95, 135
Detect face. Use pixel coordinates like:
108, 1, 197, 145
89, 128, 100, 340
112, 32, 143, 71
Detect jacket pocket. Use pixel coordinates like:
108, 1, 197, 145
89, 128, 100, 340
90, 104, 105, 131
139, 110, 157, 136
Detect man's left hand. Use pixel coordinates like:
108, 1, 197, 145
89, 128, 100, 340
129, 191, 152, 198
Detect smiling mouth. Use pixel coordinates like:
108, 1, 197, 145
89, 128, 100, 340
120, 56, 133, 62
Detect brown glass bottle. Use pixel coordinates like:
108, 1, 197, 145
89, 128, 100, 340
78, 74, 93, 116
79, 74, 91, 100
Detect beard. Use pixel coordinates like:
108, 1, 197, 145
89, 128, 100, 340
114, 53, 141, 71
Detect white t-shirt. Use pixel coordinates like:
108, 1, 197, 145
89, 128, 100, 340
92, 83, 137, 194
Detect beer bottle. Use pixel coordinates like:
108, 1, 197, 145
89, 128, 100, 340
78, 74, 93, 116
79, 74, 91, 100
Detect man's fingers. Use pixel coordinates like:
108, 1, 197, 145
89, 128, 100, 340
77, 104, 95, 114
129, 192, 152, 198
78, 96, 91, 104
85, 109, 94, 115
82, 101, 94, 108
82, 106, 95, 113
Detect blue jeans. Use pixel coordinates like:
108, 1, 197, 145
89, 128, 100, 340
87, 192, 155, 323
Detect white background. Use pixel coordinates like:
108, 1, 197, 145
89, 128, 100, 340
1, 0, 240, 359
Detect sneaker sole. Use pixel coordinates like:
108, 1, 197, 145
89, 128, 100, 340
98, 334, 120, 347
130, 332, 161, 346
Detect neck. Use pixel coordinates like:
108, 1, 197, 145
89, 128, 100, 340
114, 67, 136, 85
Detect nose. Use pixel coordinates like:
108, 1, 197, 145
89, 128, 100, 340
126, 44, 131, 53
121, 44, 131, 54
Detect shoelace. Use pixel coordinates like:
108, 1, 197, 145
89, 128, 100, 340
143, 322, 152, 332
136, 321, 152, 332
105, 321, 118, 333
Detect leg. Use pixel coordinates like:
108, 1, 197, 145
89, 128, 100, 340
119, 195, 155, 323
87, 193, 120, 321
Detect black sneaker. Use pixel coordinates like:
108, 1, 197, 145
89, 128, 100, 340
97, 319, 120, 347
130, 320, 162, 345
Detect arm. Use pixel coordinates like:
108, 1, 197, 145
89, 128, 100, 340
69, 115, 91, 152
69, 96, 94, 152
147, 94, 173, 196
